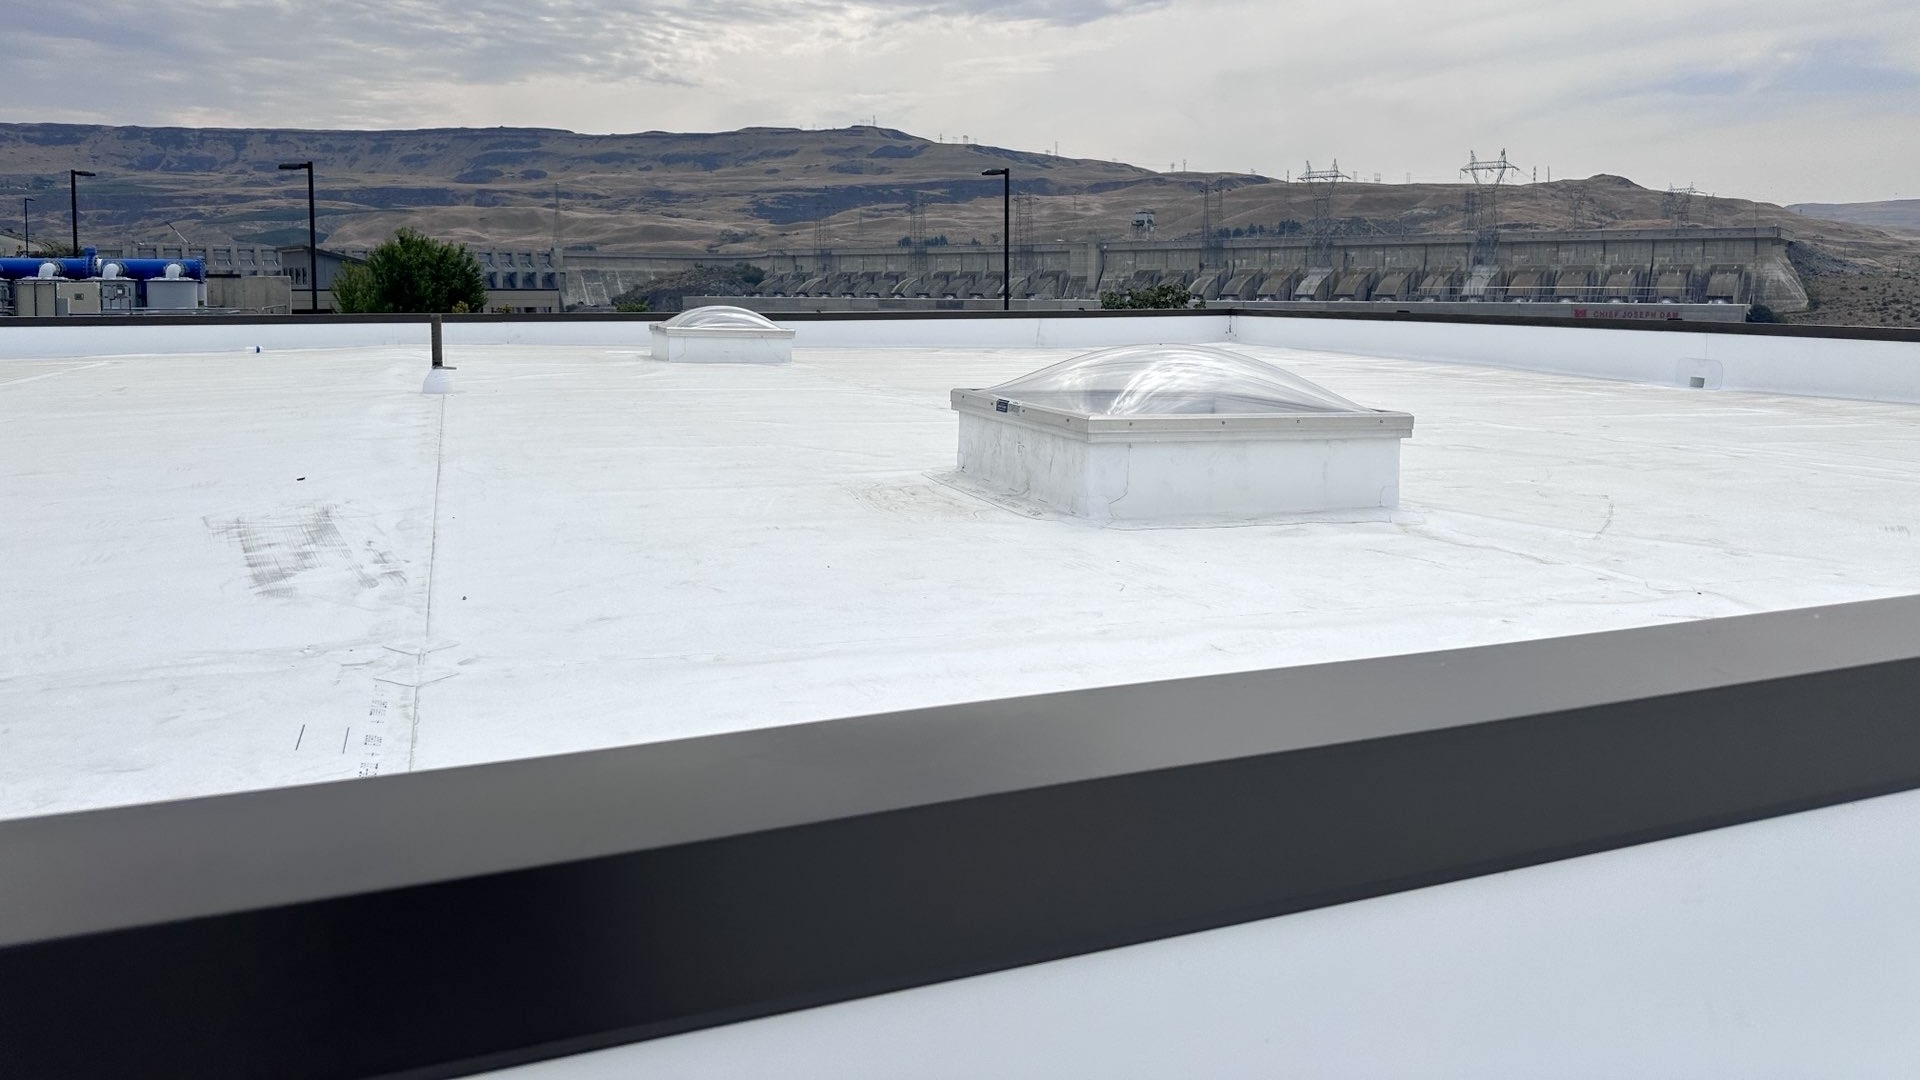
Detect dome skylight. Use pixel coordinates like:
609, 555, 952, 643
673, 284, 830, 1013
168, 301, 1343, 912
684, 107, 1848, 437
650, 304, 795, 363
981, 344, 1369, 417
662, 305, 783, 331
951, 345, 1412, 521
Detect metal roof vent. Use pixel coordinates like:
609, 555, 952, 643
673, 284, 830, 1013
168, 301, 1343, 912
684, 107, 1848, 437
649, 305, 795, 364
950, 344, 1414, 522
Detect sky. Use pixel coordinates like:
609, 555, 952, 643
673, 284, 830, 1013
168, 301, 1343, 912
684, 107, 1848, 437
3, 0, 1917, 205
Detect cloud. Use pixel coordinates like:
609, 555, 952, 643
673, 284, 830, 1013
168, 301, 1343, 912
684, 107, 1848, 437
1650, 38, 1920, 101
0, 0, 1916, 203
912, 0, 1172, 23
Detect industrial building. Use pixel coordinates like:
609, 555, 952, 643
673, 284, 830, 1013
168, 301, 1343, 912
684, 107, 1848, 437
0, 248, 211, 315
3, 308, 1919, 1076
272, 246, 567, 313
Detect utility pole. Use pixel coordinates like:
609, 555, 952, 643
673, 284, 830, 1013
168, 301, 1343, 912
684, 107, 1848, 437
981, 168, 1010, 310
278, 161, 318, 312
69, 169, 95, 254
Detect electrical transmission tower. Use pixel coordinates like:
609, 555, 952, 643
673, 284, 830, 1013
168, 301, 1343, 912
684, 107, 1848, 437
1200, 178, 1226, 259
909, 193, 930, 272
1663, 184, 1703, 225
1013, 192, 1035, 271
1301, 160, 1350, 266
1460, 149, 1521, 264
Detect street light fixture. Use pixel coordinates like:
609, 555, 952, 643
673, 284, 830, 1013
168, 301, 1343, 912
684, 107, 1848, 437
21, 196, 33, 257
69, 170, 95, 254
981, 167, 1010, 311
278, 161, 317, 313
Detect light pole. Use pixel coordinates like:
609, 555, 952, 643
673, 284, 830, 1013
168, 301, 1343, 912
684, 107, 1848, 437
279, 161, 317, 312
69, 169, 95, 254
981, 167, 1010, 310
21, 196, 32, 257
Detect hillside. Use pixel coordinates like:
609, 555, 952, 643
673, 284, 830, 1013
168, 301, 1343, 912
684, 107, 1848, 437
0, 123, 1163, 253
5, 121, 1920, 326
1789, 199, 1920, 235
0, 122, 1905, 256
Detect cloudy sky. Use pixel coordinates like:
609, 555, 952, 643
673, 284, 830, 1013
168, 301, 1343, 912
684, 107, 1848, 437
5, 0, 1917, 204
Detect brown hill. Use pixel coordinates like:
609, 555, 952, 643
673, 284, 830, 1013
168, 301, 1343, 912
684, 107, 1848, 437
2, 122, 1908, 260
6, 121, 1920, 326
1789, 199, 1920, 236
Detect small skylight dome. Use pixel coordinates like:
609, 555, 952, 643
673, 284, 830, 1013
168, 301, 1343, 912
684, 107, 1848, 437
650, 304, 795, 363
661, 305, 783, 331
983, 344, 1367, 417
951, 345, 1414, 522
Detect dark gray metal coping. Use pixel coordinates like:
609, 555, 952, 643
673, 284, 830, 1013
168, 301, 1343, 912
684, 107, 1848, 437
2, 305, 1917, 342
5, 595, 1920, 1079
5, 594, 1920, 950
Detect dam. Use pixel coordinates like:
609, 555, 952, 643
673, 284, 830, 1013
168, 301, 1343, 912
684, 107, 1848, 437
562, 226, 1804, 313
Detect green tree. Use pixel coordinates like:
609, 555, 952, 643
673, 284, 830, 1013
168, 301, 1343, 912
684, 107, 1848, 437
1100, 282, 1203, 310
330, 228, 487, 313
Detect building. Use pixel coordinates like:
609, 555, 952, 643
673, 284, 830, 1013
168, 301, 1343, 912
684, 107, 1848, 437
274, 245, 566, 312
3, 308, 1919, 1076
98, 242, 286, 278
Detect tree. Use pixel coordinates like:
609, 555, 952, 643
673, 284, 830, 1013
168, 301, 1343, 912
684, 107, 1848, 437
1100, 282, 1203, 310
330, 228, 487, 313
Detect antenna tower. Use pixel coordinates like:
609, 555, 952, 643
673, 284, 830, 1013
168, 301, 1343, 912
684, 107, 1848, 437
1460, 148, 1521, 263
1301, 160, 1351, 266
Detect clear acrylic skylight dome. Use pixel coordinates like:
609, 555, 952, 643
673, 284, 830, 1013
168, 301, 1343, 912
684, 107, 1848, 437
662, 305, 783, 331
983, 344, 1370, 417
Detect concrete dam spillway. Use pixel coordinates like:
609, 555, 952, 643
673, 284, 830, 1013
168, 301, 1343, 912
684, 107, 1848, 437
558, 226, 1805, 313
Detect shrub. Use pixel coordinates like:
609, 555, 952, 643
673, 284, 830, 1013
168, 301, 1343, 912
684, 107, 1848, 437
1100, 282, 1203, 309
331, 228, 487, 313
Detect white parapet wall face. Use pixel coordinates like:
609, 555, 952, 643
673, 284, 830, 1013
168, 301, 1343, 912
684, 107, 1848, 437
951, 345, 1413, 522
648, 305, 796, 363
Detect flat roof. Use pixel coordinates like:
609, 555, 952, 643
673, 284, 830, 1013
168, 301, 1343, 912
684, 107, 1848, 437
6, 339, 1920, 820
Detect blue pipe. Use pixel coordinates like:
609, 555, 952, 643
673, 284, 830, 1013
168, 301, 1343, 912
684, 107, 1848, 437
0, 257, 91, 280
96, 257, 207, 282
0, 255, 207, 281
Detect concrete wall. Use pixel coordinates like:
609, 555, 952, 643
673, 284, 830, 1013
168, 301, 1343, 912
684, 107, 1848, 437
206, 275, 293, 314
1230, 315, 1920, 404
566, 228, 1805, 312
696, 295, 1750, 323
563, 252, 757, 308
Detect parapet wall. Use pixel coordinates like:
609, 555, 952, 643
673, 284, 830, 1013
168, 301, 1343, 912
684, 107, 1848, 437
3, 307, 1910, 403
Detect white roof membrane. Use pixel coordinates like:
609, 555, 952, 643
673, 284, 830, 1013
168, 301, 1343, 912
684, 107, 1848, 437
5, 342, 1920, 819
